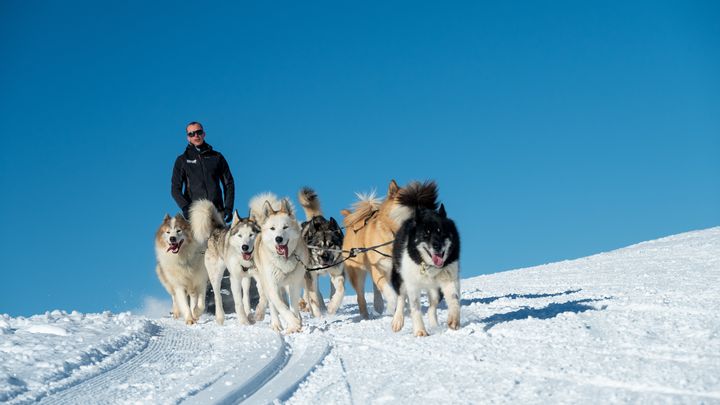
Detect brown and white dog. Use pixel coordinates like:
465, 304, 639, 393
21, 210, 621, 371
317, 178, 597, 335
342, 180, 432, 319
154, 213, 208, 325
250, 193, 309, 333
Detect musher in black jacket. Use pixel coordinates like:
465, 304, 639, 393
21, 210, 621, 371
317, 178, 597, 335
171, 122, 235, 222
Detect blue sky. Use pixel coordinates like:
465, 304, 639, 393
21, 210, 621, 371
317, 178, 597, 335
1, 1, 718, 316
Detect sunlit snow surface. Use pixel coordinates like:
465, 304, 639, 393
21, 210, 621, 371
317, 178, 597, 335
2, 227, 719, 404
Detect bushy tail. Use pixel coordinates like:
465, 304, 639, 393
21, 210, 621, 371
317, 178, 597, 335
342, 191, 381, 229
189, 199, 225, 243
298, 187, 323, 220
249, 192, 281, 224
397, 180, 439, 210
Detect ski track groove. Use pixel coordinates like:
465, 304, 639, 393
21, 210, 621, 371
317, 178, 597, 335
37, 320, 193, 405
240, 335, 331, 404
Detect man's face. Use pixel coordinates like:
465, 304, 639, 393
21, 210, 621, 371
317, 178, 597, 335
186, 124, 206, 147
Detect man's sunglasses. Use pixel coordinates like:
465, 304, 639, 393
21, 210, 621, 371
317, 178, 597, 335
187, 129, 204, 138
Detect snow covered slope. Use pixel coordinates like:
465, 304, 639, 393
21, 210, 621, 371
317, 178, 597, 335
1, 227, 718, 404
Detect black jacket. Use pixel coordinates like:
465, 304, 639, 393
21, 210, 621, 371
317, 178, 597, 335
171, 143, 235, 219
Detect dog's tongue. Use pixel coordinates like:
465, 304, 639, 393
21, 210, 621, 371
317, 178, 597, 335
432, 253, 445, 267
166, 240, 183, 254
242, 252, 252, 260
276, 244, 288, 258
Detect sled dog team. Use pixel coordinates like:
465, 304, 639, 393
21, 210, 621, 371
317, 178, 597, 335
155, 180, 461, 336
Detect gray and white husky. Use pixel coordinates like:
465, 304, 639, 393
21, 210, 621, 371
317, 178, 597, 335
390, 182, 461, 336
190, 200, 267, 325
154, 213, 208, 325
250, 193, 308, 334
298, 187, 346, 316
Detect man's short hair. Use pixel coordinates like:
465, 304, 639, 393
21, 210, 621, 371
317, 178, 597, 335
186, 121, 204, 131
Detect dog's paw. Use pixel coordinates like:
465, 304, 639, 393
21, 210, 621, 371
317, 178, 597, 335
327, 303, 339, 315
298, 299, 311, 312
185, 318, 196, 326
254, 312, 266, 322
215, 316, 225, 326
447, 315, 460, 330
391, 316, 404, 332
414, 329, 429, 337
271, 322, 282, 332
284, 325, 302, 334
172, 310, 180, 319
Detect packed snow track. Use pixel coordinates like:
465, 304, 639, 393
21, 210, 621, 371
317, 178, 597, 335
1, 227, 718, 403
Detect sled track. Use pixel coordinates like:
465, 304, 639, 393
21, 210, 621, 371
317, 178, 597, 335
33, 318, 331, 405
239, 335, 331, 404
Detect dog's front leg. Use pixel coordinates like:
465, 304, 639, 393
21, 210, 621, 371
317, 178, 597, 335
305, 272, 323, 318
284, 283, 303, 333
230, 274, 251, 325
173, 287, 194, 325
207, 262, 226, 325
440, 280, 461, 330
391, 292, 406, 332
327, 271, 345, 315
268, 300, 282, 332
427, 287, 440, 328
407, 288, 428, 337
264, 282, 300, 333
253, 275, 267, 321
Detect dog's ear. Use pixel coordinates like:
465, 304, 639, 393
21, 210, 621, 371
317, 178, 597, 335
263, 200, 276, 217
439, 204, 447, 218
163, 213, 171, 223
329, 216, 339, 228
232, 210, 241, 226
340, 209, 351, 217
281, 198, 294, 216
251, 221, 261, 233
174, 213, 185, 222
388, 179, 399, 197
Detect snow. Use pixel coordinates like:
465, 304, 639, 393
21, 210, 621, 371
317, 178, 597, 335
1, 227, 719, 404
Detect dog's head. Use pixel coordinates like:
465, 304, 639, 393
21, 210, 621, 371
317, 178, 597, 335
302, 216, 344, 266
157, 213, 192, 254
260, 198, 301, 259
412, 204, 459, 268
229, 211, 261, 261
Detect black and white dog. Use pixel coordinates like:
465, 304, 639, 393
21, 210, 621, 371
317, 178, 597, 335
299, 187, 346, 316
391, 183, 461, 336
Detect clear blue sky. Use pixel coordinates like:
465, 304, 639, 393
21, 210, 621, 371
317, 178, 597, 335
1, 1, 718, 316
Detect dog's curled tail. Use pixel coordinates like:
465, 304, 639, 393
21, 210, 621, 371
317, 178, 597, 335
189, 199, 225, 243
249, 192, 281, 223
298, 187, 323, 220
391, 180, 439, 225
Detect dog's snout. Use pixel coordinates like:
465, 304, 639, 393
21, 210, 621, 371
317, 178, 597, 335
275, 236, 284, 244
169, 236, 177, 243
242, 244, 249, 252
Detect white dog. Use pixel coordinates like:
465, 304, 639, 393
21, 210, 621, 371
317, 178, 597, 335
154, 213, 207, 325
250, 193, 308, 333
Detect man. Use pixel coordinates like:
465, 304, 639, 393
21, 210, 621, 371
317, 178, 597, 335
171, 122, 241, 315
171, 122, 235, 222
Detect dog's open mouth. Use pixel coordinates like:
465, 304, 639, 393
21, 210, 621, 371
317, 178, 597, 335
242, 251, 253, 261
276, 244, 289, 258
425, 248, 445, 267
167, 239, 184, 254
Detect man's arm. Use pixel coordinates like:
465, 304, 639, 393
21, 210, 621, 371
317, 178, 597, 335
219, 154, 235, 220
171, 157, 190, 217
